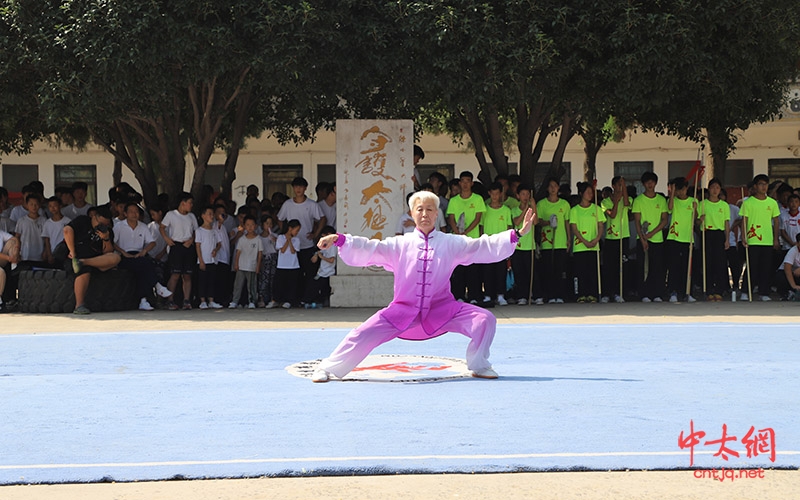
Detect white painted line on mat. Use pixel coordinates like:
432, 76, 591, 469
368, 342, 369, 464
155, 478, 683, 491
2, 451, 798, 470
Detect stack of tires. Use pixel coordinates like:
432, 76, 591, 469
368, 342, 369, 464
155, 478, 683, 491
17, 269, 138, 313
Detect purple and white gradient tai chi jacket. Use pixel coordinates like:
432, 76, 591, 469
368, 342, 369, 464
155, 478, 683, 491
333, 228, 519, 339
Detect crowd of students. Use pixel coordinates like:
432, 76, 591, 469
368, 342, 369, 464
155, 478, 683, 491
2, 167, 799, 314
0, 178, 337, 314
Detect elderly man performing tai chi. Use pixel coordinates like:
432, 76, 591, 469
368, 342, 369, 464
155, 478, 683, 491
311, 190, 536, 383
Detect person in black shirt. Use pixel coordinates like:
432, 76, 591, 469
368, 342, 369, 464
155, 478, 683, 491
62, 206, 121, 314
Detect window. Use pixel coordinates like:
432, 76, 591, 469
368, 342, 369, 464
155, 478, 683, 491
263, 164, 303, 201
534, 162, 571, 194
416, 164, 455, 186
614, 161, 653, 195
768, 159, 800, 188
667, 161, 699, 183
54, 165, 97, 205
2, 164, 39, 204
317, 164, 336, 185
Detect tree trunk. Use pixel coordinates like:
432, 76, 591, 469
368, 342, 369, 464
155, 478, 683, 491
706, 126, 733, 185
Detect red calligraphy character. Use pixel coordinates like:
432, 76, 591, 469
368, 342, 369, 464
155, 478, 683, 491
742, 426, 776, 463
678, 420, 706, 467
704, 424, 740, 461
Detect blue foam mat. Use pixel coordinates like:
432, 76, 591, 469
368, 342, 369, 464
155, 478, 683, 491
1, 323, 797, 484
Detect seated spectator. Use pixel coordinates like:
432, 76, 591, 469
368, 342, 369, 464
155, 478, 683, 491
113, 202, 173, 311
62, 206, 122, 315
0, 230, 21, 312
61, 181, 93, 220
42, 196, 71, 266
14, 194, 45, 265
0, 187, 13, 233
776, 233, 800, 300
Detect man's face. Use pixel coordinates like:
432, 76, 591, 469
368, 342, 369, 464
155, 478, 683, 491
518, 189, 531, 204
48, 200, 61, 216
489, 189, 502, 203
74, 188, 86, 203
126, 205, 140, 222
26, 198, 40, 214
292, 185, 306, 198
459, 176, 473, 194
179, 199, 193, 214
547, 181, 559, 197
643, 179, 656, 192
411, 197, 437, 233
756, 180, 768, 196
93, 215, 111, 230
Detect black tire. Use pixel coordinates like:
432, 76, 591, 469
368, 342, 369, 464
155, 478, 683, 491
18, 268, 138, 313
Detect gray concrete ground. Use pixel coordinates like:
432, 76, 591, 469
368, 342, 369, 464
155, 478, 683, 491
1, 303, 798, 499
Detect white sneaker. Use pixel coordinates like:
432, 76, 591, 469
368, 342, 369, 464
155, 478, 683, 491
228, 302, 238, 309
139, 298, 154, 311
761, 295, 772, 302
669, 293, 678, 303
600, 296, 610, 304
496, 296, 508, 306
311, 368, 330, 383
155, 283, 173, 298
653, 297, 663, 303
555, 298, 564, 304
534, 298, 544, 305
248, 302, 256, 309
548, 298, 557, 304
281, 302, 291, 309
614, 294, 625, 303
198, 301, 209, 310
472, 367, 499, 379
740, 293, 749, 301
209, 301, 224, 309
687, 295, 697, 303
265, 301, 277, 309
517, 298, 527, 305
642, 297, 652, 303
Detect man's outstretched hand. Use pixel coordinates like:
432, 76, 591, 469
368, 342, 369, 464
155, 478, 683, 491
318, 234, 338, 250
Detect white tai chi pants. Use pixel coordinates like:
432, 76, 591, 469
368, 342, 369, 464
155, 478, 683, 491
317, 303, 496, 378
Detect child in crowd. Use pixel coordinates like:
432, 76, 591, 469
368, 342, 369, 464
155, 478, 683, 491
14, 194, 45, 265
195, 207, 224, 309
700, 178, 731, 301
259, 214, 279, 309
537, 177, 571, 304
275, 219, 302, 309
0, 230, 20, 311
160, 192, 198, 310
600, 176, 630, 303
569, 182, 606, 302
396, 193, 417, 235
229, 215, 263, 309
632, 171, 668, 302
42, 196, 71, 266
213, 204, 233, 305
740, 174, 781, 301
511, 184, 538, 304
665, 177, 698, 303
303, 225, 337, 308
482, 182, 513, 306
779, 194, 800, 252
62, 181, 92, 220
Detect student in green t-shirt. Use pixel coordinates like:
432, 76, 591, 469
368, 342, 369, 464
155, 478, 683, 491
700, 178, 732, 301
536, 177, 571, 303
665, 177, 698, 303
569, 182, 606, 302
632, 171, 669, 302
511, 184, 539, 304
600, 175, 631, 303
482, 182, 514, 306
446, 171, 486, 302
740, 174, 781, 301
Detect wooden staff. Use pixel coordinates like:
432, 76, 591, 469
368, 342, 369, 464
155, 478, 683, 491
700, 172, 707, 295
685, 168, 700, 297
529, 243, 535, 305
595, 182, 602, 298
745, 243, 753, 302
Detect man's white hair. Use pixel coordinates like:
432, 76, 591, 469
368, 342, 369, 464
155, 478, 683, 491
408, 190, 440, 212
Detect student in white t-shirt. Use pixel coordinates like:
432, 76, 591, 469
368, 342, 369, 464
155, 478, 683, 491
277, 177, 325, 292
115, 201, 173, 310
274, 219, 302, 309
195, 206, 224, 310
777, 233, 800, 299
159, 193, 198, 310
229, 215, 263, 309
302, 225, 337, 307
779, 194, 800, 252
41, 196, 71, 266
14, 194, 45, 264
61, 181, 93, 220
